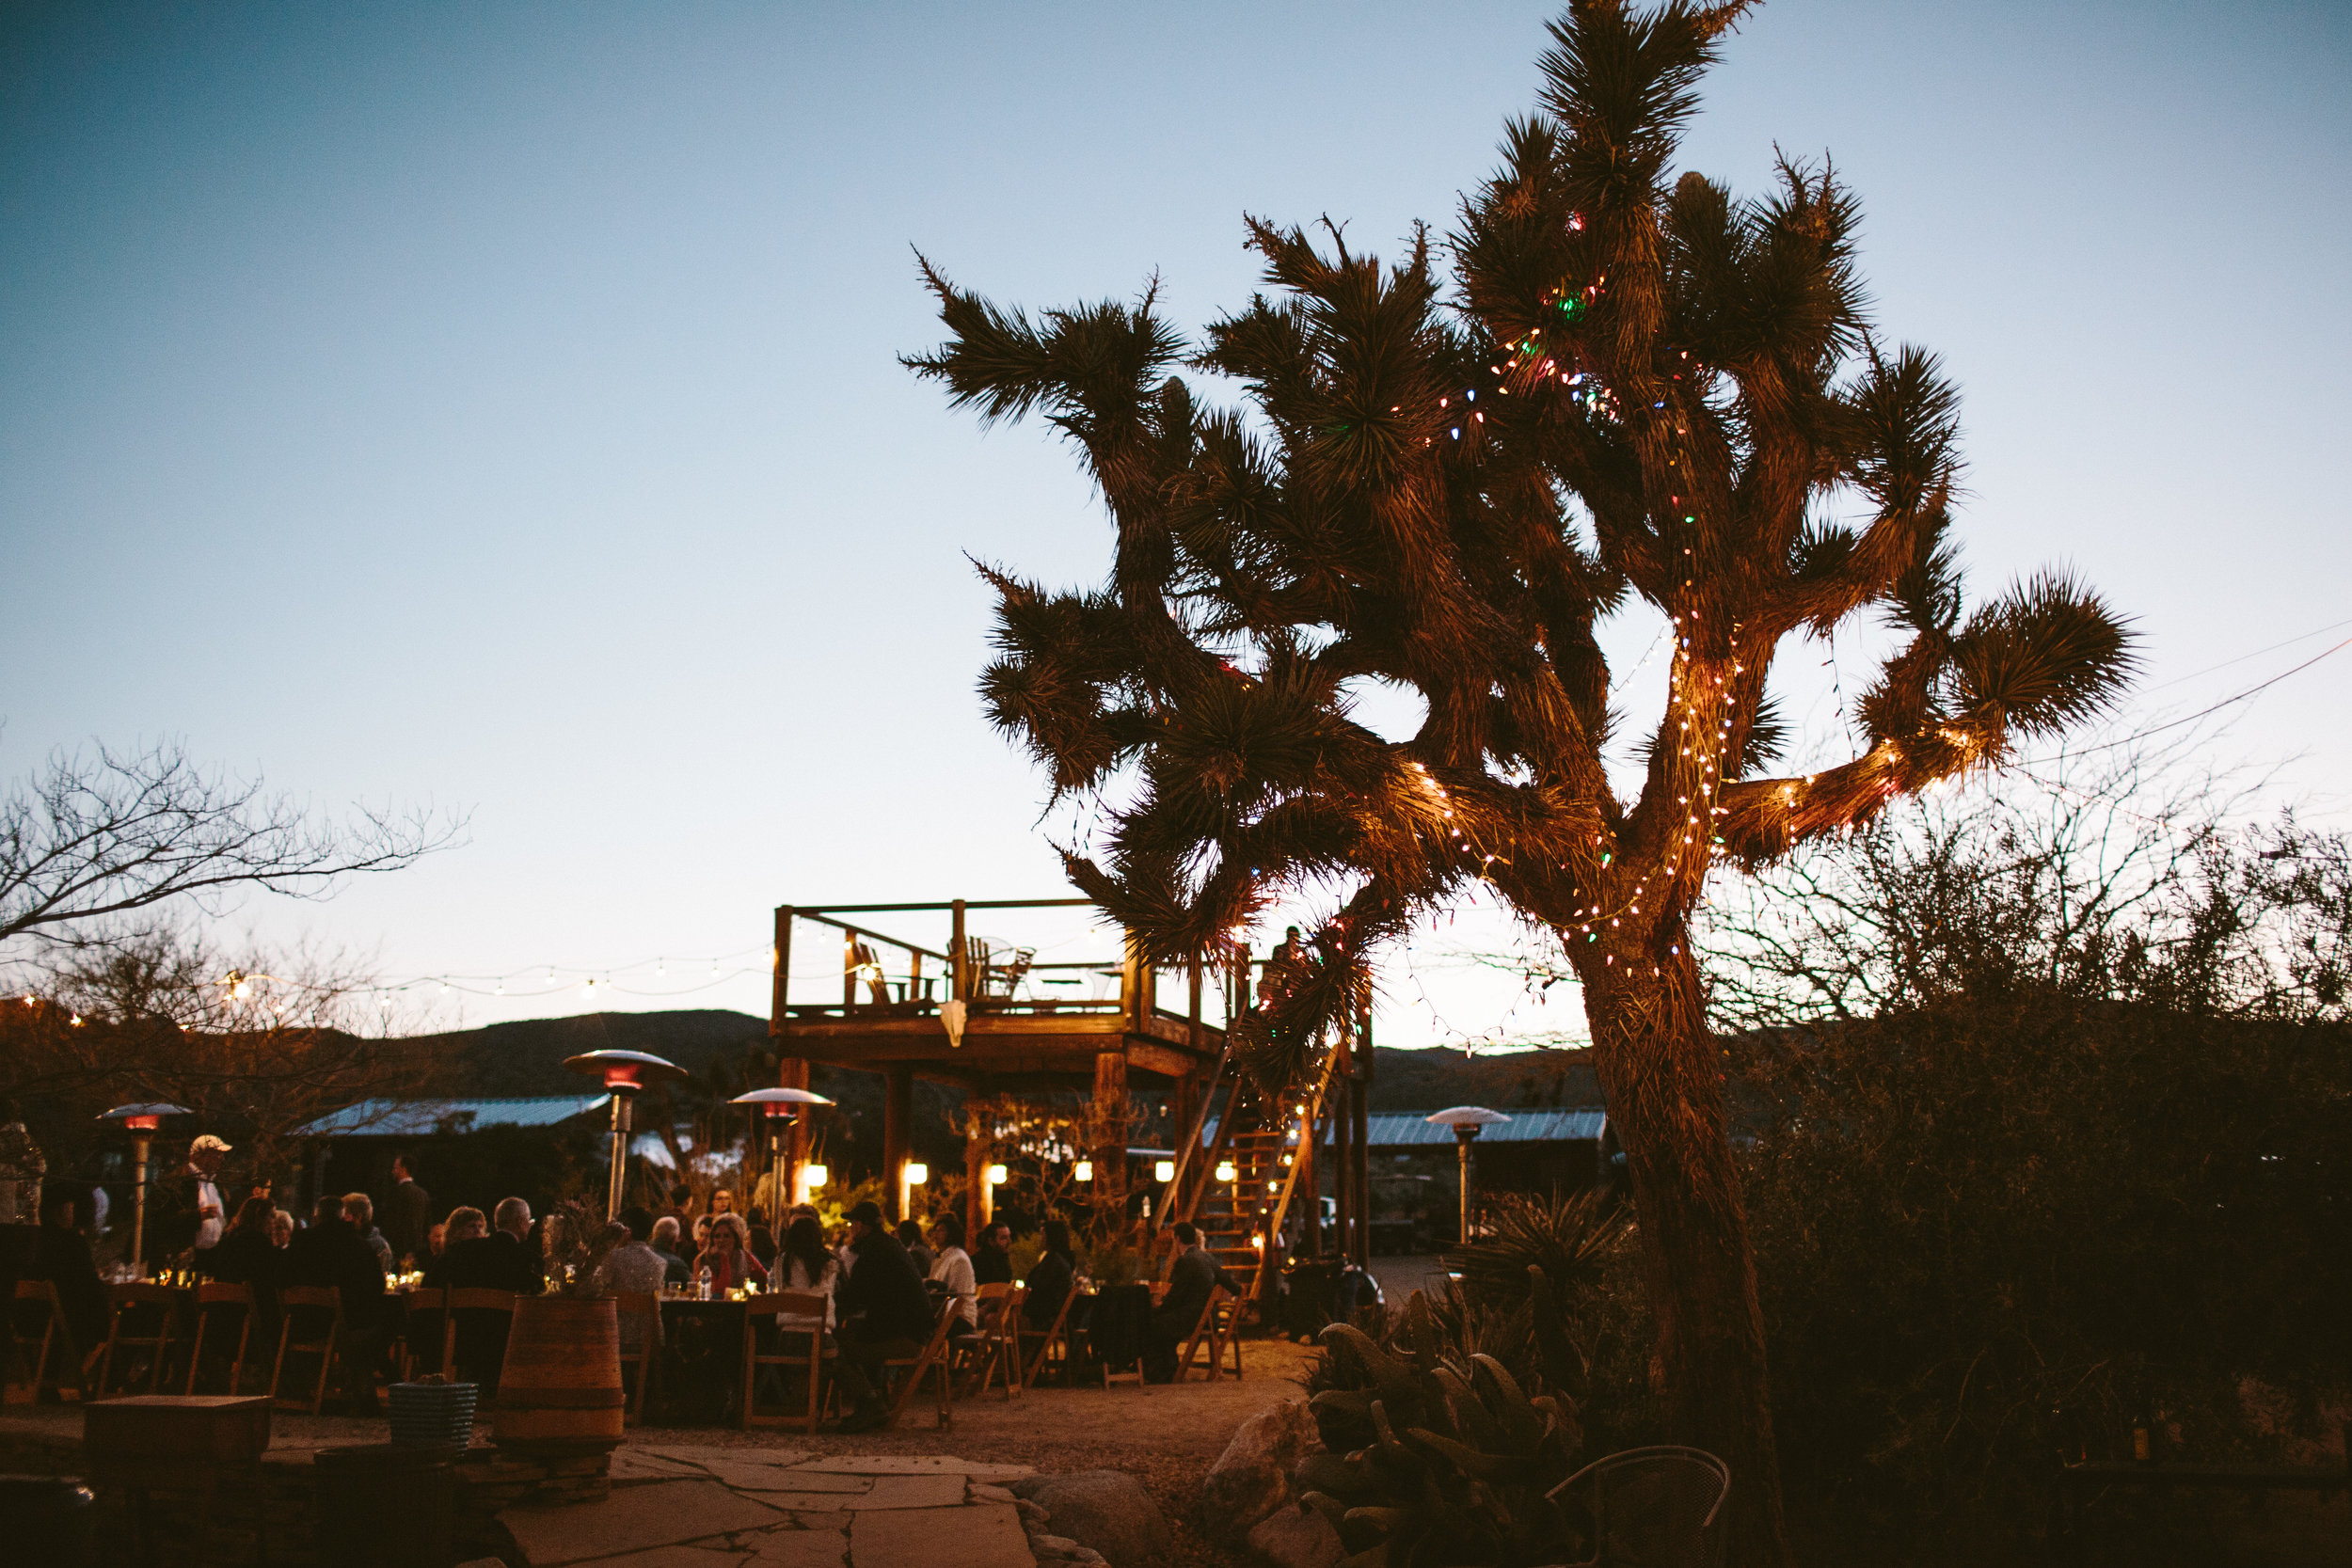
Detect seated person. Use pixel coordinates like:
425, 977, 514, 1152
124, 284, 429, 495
691, 1212, 768, 1294
1143, 1222, 1236, 1383
649, 1215, 691, 1286
895, 1218, 932, 1275
972, 1221, 1014, 1286
283, 1192, 390, 1413
927, 1214, 977, 1333
196, 1194, 285, 1353
593, 1209, 669, 1351
829, 1200, 938, 1433
771, 1215, 838, 1339
1022, 1219, 1077, 1332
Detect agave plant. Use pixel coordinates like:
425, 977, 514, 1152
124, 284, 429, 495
1298, 1271, 1592, 1567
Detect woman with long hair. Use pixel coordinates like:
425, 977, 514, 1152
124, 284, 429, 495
692, 1212, 768, 1294
773, 1214, 837, 1335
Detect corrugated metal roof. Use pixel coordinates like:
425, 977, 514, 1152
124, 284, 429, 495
294, 1095, 611, 1138
1332, 1110, 1607, 1148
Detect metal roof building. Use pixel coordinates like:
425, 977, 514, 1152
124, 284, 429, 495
293, 1095, 611, 1139
1343, 1109, 1607, 1148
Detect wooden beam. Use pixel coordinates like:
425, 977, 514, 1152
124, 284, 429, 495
1093, 1050, 1130, 1219
883, 1064, 912, 1224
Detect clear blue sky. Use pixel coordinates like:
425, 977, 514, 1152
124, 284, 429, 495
5, 2, 2346, 1043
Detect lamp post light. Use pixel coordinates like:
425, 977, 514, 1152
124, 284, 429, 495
730, 1086, 834, 1217
98, 1102, 190, 1272
564, 1050, 689, 1220
1424, 1106, 1510, 1245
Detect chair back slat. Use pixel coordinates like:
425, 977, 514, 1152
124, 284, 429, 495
196, 1282, 254, 1307
280, 1286, 341, 1310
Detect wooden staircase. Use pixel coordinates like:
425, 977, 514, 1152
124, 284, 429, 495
1156, 1035, 1344, 1317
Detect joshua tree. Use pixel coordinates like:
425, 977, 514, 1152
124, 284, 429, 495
909, 3, 2134, 1558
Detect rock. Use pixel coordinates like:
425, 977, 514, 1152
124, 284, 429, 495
1199, 1398, 1323, 1542
1246, 1502, 1345, 1568
1067, 1552, 1106, 1566
1009, 1470, 1169, 1568
968, 1481, 1017, 1503
1029, 1533, 1082, 1556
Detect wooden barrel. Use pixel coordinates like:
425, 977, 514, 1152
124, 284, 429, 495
493, 1295, 624, 1451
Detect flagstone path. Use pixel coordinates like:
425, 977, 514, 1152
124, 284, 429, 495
496, 1446, 1041, 1568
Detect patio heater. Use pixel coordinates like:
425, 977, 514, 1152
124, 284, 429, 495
564, 1050, 688, 1220
729, 1086, 833, 1216
97, 1102, 190, 1272
1424, 1106, 1510, 1245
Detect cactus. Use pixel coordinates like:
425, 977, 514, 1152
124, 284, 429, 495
1295, 1268, 1591, 1566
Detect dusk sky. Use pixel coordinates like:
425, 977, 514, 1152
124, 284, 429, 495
6, 2, 2347, 1046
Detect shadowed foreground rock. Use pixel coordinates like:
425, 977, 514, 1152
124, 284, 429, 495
1010, 1469, 1168, 1567
1198, 1399, 1320, 1544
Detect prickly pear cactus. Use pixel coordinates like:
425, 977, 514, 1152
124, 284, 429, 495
1296, 1269, 1590, 1567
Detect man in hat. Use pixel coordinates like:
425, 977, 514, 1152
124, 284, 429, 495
186, 1133, 232, 1253
829, 1198, 936, 1433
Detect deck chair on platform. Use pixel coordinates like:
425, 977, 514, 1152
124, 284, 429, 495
184, 1282, 256, 1395
882, 1304, 960, 1431
741, 1291, 833, 1432
1175, 1283, 1245, 1383
8, 1279, 89, 1404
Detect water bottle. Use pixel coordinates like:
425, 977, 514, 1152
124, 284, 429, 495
697, 1264, 713, 1300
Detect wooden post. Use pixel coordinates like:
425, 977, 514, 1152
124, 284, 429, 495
950, 899, 968, 1003
883, 1064, 913, 1223
780, 1055, 811, 1208
1120, 932, 1144, 1034
1332, 1025, 1354, 1266
842, 927, 858, 1010
965, 1123, 991, 1238
771, 906, 793, 1035
1297, 1097, 1321, 1256
1093, 1050, 1130, 1222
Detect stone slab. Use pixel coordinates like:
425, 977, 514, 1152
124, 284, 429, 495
501, 1478, 787, 1566
612, 1449, 717, 1485
644, 1445, 811, 1469
737, 1494, 888, 1513
849, 1501, 1034, 1568
789, 1456, 1032, 1480
838, 1474, 970, 1511
576, 1549, 749, 1568
707, 1465, 871, 1495
739, 1526, 849, 1567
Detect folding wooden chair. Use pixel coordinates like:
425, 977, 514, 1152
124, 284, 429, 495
610, 1290, 660, 1425
952, 1283, 1020, 1400
440, 1288, 517, 1386
8, 1279, 88, 1403
271, 1285, 344, 1414
985, 1284, 1025, 1400
1018, 1286, 1077, 1390
397, 1287, 446, 1382
882, 1305, 960, 1431
1175, 1283, 1245, 1383
740, 1291, 832, 1432
184, 1282, 255, 1395
97, 1282, 181, 1396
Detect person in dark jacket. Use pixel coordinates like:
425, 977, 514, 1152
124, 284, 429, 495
972, 1222, 1015, 1287
380, 1153, 431, 1264
194, 1195, 283, 1371
1144, 1222, 1236, 1382
33, 1187, 109, 1372
894, 1218, 933, 1276
830, 1199, 937, 1432
283, 1194, 389, 1411
1021, 1218, 1077, 1332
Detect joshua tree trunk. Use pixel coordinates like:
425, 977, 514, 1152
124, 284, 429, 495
1583, 933, 1791, 1566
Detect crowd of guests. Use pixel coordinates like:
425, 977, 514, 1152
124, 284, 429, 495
24, 1143, 1240, 1424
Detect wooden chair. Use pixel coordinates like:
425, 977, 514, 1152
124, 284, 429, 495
1018, 1286, 1078, 1390
440, 1288, 517, 1386
397, 1287, 446, 1381
950, 1283, 1017, 1399
613, 1290, 660, 1425
184, 1282, 255, 1395
97, 1282, 180, 1396
8, 1279, 87, 1403
882, 1304, 960, 1431
271, 1285, 343, 1413
1175, 1283, 1245, 1383
740, 1291, 832, 1432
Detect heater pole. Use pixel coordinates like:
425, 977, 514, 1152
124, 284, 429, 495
606, 1094, 633, 1221
131, 1132, 152, 1270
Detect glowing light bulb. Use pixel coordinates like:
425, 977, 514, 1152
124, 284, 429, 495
1073, 1160, 1093, 1182
1215, 1161, 1237, 1183
986, 1164, 1008, 1186
905, 1163, 928, 1185
1153, 1160, 1176, 1182
803, 1164, 829, 1189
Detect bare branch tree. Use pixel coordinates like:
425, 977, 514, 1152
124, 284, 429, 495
0, 736, 464, 947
